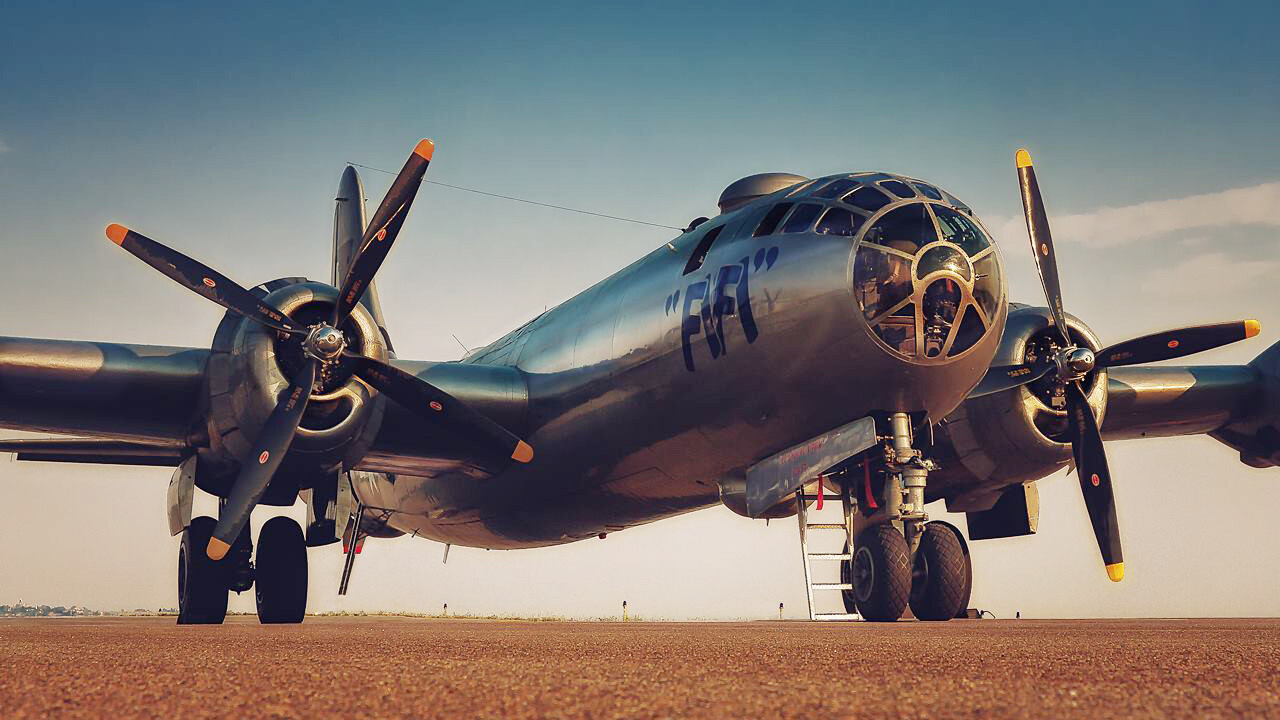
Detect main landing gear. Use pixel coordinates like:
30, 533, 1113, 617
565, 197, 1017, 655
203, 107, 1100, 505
176, 514, 309, 624
825, 412, 971, 622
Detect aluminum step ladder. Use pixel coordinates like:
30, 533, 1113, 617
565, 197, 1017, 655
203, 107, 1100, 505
797, 478, 861, 621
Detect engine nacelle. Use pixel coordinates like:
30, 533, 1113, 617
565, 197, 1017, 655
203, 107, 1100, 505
932, 305, 1108, 512
200, 278, 388, 502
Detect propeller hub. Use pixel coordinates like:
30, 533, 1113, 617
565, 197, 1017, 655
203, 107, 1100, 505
303, 324, 347, 361
1064, 346, 1096, 376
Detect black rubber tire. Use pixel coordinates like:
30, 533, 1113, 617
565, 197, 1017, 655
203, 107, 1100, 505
255, 516, 308, 624
851, 523, 911, 622
177, 516, 228, 625
840, 541, 857, 615
909, 522, 969, 621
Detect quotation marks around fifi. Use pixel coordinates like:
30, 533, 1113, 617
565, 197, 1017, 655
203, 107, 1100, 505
753, 247, 779, 272
665, 246, 778, 317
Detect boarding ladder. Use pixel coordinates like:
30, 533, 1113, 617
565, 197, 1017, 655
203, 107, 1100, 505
796, 477, 861, 621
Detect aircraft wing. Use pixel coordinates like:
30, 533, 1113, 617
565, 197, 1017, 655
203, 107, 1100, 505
0, 336, 209, 448
0, 335, 528, 472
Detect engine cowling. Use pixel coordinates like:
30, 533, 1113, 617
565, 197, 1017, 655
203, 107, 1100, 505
932, 304, 1108, 511
200, 278, 388, 501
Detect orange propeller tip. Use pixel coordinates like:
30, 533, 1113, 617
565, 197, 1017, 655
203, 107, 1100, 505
512, 440, 534, 464
1245, 319, 1261, 338
1015, 148, 1033, 169
206, 536, 231, 561
105, 223, 129, 245
414, 138, 435, 161
1105, 562, 1124, 583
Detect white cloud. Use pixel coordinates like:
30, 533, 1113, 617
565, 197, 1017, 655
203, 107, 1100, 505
1138, 252, 1280, 298
0, 137, 9, 154
985, 181, 1280, 255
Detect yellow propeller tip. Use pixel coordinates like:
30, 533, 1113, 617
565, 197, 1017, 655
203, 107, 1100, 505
1015, 148, 1033, 168
1106, 562, 1124, 582
414, 138, 435, 161
105, 223, 128, 245
206, 537, 230, 561
1245, 319, 1261, 338
512, 440, 534, 464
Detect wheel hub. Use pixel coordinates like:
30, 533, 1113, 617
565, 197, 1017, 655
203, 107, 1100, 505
852, 546, 876, 603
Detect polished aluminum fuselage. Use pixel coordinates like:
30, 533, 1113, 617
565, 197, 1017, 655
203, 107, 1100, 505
361, 176, 1007, 548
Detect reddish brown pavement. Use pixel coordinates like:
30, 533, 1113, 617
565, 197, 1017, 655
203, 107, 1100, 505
2, 616, 1278, 718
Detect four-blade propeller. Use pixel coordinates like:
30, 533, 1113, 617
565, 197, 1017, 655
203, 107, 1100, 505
971, 148, 1261, 582
107, 138, 534, 561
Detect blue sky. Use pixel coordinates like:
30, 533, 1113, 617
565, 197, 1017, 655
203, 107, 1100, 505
2, 2, 1279, 617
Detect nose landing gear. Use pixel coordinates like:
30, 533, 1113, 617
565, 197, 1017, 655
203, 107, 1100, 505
830, 412, 973, 621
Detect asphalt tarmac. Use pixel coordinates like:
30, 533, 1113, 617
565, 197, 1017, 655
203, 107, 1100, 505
2, 617, 1278, 718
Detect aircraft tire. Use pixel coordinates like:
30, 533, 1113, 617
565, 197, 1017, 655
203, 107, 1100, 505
177, 516, 228, 625
255, 516, 308, 624
840, 542, 858, 615
851, 523, 911, 622
908, 522, 968, 621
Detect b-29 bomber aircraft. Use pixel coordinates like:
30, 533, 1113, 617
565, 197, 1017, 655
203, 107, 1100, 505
2, 140, 1276, 623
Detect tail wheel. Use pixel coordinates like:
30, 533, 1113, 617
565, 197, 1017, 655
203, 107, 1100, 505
255, 516, 308, 624
909, 522, 970, 621
851, 523, 911, 622
177, 516, 228, 625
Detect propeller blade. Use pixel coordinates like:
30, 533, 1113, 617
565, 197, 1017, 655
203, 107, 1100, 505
106, 224, 303, 336
1015, 149, 1070, 345
969, 360, 1055, 398
208, 358, 317, 560
1064, 381, 1124, 582
333, 139, 435, 326
349, 355, 533, 464
1097, 320, 1261, 368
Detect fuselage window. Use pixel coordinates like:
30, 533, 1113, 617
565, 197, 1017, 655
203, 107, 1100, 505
781, 203, 822, 233
753, 203, 793, 237
845, 186, 891, 213
815, 207, 864, 237
683, 225, 724, 275
880, 180, 916, 198
814, 178, 858, 199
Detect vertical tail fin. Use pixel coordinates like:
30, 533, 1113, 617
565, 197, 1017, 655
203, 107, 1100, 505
334, 166, 390, 338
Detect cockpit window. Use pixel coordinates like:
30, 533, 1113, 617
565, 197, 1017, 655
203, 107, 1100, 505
852, 196, 1003, 364
753, 203, 792, 237
781, 203, 822, 233
683, 225, 723, 275
932, 204, 990, 255
862, 203, 938, 254
920, 279, 962, 358
814, 178, 858, 199
845, 186, 891, 213
815, 207, 863, 237
880, 180, 915, 198
916, 245, 970, 281
854, 249, 913, 321
913, 182, 942, 200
